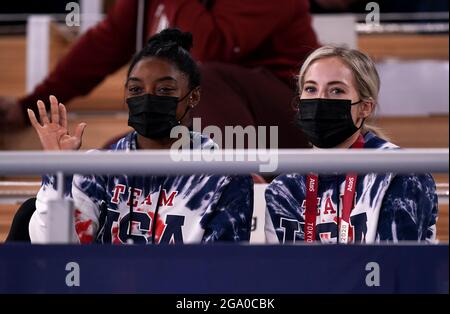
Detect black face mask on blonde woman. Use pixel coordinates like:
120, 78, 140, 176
297, 98, 364, 148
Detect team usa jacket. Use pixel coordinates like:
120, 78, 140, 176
29, 131, 254, 244
265, 132, 439, 244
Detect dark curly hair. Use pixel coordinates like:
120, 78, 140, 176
127, 28, 201, 89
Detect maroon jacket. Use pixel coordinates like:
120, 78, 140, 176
20, 0, 318, 117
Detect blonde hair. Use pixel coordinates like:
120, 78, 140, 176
298, 45, 387, 139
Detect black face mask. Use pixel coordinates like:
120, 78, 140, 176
296, 98, 364, 148
127, 92, 191, 139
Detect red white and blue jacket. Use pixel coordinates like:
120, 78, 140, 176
265, 132, 439, 244
29, 131, 254, 244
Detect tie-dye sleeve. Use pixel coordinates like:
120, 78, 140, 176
29, 174, 77, 243
201, 175, 254, 242
377, 174, 438, 242
264, 174, 305, 244
71, 174, 108, 243
29, 173, 107, 244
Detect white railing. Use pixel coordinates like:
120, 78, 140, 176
0, 149, 448, 175
1, 149, 447, 242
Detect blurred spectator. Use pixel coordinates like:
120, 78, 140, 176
310, 0, 449, 13
0, 0, 319, 149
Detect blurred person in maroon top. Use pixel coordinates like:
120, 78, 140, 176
0, 0, 318, 148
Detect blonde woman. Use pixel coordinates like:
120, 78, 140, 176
265, 46, 438, 244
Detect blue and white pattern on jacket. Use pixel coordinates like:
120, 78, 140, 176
264, 132, 438, 243
31, 131, 254, 244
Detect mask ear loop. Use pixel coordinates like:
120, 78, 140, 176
177, 106, 191, 124
176, 88, 197, 124
357, 118, 366, 130
351, 100, 366, 129
177, 88, 196, 103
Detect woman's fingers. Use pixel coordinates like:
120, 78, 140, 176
49, 95, 59, 125
27, 109, 41, 129
74, 123, 87, 141
36, 100, 49, 124
35, 96, 62, 125
59, 103, 67, 129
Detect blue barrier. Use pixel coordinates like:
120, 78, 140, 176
0, 244, 448, 294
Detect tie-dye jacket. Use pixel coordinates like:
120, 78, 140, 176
29, 131, 254, 244
265, 131, 438, 243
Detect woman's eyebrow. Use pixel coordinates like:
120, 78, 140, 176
154, 76, 177, 83
125, 77, 143, 85
327, 80, 349, 87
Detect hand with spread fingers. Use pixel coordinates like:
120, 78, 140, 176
27, 95, 87, 151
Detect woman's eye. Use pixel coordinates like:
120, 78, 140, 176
304, 86, 316, 93
156, 87, 176, 94
331, 88, 345, 95
128, 86, 143, 94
